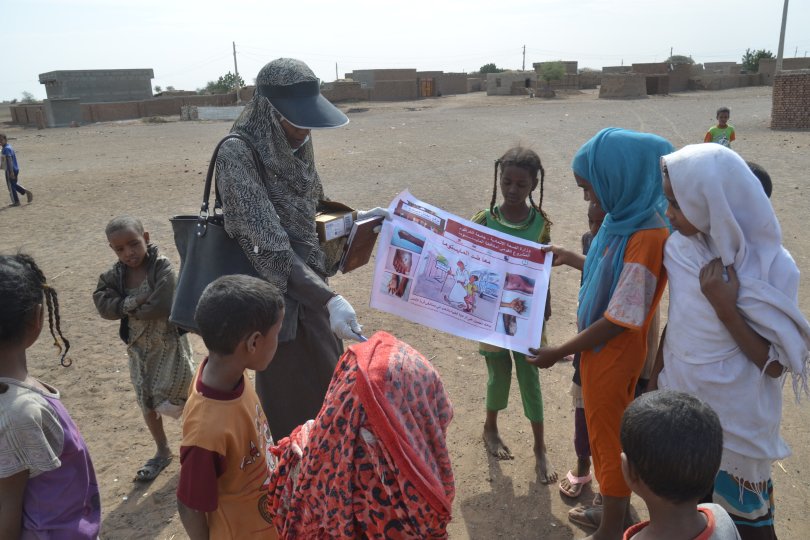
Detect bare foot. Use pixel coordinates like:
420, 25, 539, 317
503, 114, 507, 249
483, 429, 514, 460
535, 447, 558, 484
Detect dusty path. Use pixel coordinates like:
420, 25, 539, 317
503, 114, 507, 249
1, 87, 808, 539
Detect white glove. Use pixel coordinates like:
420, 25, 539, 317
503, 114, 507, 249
356, 207, 392, 234
326, 295, 363, 341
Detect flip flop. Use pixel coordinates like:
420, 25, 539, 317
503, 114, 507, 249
568, 505, 601, 530
134, 455, 172, 482
559, 470, 592, 498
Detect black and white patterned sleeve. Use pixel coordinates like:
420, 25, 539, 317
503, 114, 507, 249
215, 139, 293, 293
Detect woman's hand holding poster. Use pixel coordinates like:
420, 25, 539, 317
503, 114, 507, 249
370, 190, 552, 354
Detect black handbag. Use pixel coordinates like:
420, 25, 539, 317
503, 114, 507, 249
169, 133, 264, 332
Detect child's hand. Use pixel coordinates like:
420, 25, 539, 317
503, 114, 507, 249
542, 245, 572, 267
699, 259, 739, 320
135, 291, 151, 306
526, 346, 562, 369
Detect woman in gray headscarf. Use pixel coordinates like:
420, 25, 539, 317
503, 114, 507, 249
215, 58, 388, 439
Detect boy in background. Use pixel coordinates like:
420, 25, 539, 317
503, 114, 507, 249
1, 133, 33, 206
620, 390, 740, 539
177, 275, 283, 539
704, 107, 735, 148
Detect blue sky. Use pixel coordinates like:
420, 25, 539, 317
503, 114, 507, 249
4, 0, 808, 101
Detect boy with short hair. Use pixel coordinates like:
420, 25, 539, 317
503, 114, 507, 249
1, 133, 33, 206
704, 107, 735, 148
620, 390, 740, 540
177, 275, 284, 539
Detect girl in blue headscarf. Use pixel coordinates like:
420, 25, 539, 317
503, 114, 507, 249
527, 128, 672, 539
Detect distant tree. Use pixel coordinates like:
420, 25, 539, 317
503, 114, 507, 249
154, 85, 162, 93
665, 55, 694, 65
166, 85, 176, 92
20, 91, 36, 103
479, 63, 505, 74
741, 48, 774, 73
538, 61, 565, 84
203, 71, 246, 94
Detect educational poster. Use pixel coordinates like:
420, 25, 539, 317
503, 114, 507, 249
370, 190, 552, 354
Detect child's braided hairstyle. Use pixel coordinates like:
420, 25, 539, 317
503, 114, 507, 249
0, 253, 71, 366
490, 146, 552, 225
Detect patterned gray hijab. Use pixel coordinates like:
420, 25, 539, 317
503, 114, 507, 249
216, 58, 329, 290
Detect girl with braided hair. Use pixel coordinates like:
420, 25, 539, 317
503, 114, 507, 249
0, 253, 100, 538
469, 146, 558, 484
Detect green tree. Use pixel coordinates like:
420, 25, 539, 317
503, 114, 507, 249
741, 48, 774, 73
154, 85, 162, 93
479, 63, 505, 74
203, 71, 245, 94
538, 61, 565, 83
665, 55, 694, 65
20, 91, 36, 103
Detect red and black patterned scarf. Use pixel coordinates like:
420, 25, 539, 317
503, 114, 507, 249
267, 332, 455, 539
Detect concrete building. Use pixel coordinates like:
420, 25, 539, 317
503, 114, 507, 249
345, 69, 418, 100
39, 69, 154, 103
486, 71, 537, 96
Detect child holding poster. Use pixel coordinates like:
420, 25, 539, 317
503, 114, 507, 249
529, 128, 672, 538
470, 146, 557, 484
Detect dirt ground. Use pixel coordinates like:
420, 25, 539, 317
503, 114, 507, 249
2, 87, 809, 539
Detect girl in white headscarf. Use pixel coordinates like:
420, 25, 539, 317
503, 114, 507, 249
652, 143, 810, 540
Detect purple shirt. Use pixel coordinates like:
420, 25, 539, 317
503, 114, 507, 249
0, 378, 100, 539
22, 394, 100, 539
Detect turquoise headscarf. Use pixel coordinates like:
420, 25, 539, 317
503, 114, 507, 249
573, 128, 673, 333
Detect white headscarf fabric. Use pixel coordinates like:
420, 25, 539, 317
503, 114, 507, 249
659, 143, 809, 483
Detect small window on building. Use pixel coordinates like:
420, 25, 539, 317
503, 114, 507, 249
496, 78, 501, 87
525, 79, 531, 88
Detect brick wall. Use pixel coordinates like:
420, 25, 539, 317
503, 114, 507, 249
688, 74, 759, 91
631, 62, 668, 75
434, 73, 468, 95
669, 64, 691, 92
370, 80, 418, 101
321, 81, 369, 102
771, 70, 810, 130
599, 74, 646, 99
10, 104, 45, 126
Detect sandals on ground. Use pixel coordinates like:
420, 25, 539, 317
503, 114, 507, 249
568, 505, 601, 530
134, 455, 173, 482
559, 469, 592, 498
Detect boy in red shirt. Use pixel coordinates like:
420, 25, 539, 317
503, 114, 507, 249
620, 391, 740, 540
177, 275, 283, 539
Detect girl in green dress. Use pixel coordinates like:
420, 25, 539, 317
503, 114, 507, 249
471, 147, 557, 484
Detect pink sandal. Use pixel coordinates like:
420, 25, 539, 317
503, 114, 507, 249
559, 469, 592, 498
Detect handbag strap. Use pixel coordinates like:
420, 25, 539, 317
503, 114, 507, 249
200, 132, 269, 217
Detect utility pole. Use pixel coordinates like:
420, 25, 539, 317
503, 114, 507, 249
775, 0, 789, 72
232, 41, 241, 102
336, 62, 338, 81
670, 46, 673, 58
522, 45, 526, 71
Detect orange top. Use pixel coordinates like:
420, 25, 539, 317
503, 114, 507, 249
581, 227, 668, 498
180, 364, 278, 539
